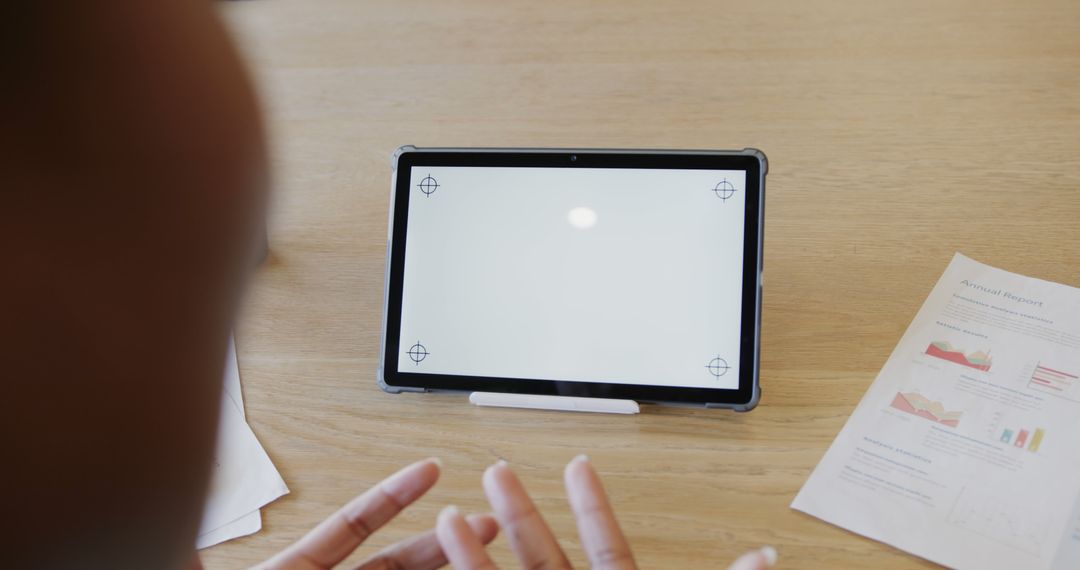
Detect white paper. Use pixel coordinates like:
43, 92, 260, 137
197, 509, 261, 549
196, 339, 288, 549
792, 254, 1080, 569
222, 338, 244, 417
195, 340, 264, 548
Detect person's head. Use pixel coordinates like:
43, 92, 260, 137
1, 2, 266, 567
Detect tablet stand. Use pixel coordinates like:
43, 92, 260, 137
469, 392, 640, 414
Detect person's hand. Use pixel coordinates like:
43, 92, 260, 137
435, 456, 778, 570
254, 458, 498, 570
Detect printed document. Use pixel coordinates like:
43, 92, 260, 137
793, 253, 1080, 569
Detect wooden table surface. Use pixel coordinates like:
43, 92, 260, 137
206, 1, 1080, 568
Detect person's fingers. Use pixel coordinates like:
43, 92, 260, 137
563, 455, 636, 570
257, 458, 442, 570
436, 506, 500, 570
352, 513, 499, 570
482, 461, 571, 570
726, 546, 778, 570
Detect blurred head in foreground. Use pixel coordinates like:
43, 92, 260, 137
1, 2, 266, 567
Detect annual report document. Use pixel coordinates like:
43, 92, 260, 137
792, 253, 1080, 569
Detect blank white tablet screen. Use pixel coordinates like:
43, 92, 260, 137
398, 166, 747, 389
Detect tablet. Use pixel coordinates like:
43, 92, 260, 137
379, 147, 766, 410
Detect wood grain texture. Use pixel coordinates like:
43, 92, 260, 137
205, 1, 1080, 567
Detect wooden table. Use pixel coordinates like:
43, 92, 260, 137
206, 1, 1080, 567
